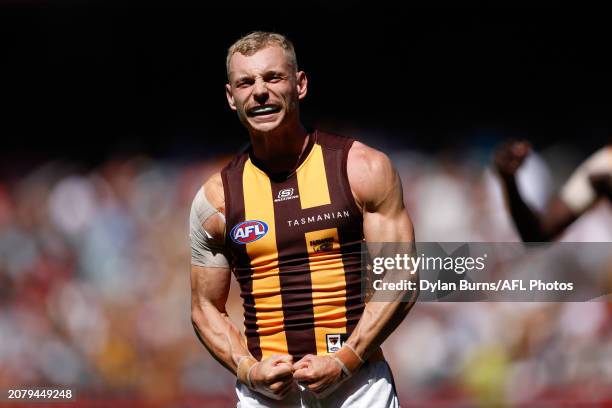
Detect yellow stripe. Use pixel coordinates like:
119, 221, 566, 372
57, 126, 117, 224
243, 159, 288, 358
304, 228, 347, 355
297, 144, 331, 209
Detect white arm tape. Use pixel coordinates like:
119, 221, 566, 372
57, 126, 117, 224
189, 186, 230, 268
560, 146, 612, 215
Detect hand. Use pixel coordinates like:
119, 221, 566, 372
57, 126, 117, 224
292, 354, 345, 399
494, 140, 531, 180
249, 354, 295, 400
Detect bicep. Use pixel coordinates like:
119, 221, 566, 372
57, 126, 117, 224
363, 180, 414, 242
350, 146, 414, 243
363, 205, 414, 243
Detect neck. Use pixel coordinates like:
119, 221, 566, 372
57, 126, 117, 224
249, 124, 309, 174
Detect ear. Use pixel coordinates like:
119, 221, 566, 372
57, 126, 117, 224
225, 83, 237, 111
296, 71, 308, 100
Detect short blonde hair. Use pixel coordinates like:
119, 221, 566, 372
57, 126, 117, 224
226, 31, 298, 77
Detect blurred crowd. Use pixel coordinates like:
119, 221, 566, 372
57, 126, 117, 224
0, 140, 610, 406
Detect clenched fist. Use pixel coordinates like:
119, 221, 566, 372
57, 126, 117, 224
292, 354, 345, 399
248, 354, 295, 400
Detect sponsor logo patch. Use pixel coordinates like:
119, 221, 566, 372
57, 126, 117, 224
287, 210, 351, 227
274, 188, 299, 203
230, 220, 268, 244
326, 333, 348, 353
310, 237, 334, 253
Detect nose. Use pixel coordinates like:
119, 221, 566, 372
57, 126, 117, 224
252, 78, 269, 104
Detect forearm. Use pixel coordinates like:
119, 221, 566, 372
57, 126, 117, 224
345, 274, 419, 360
191, 303, 252, 375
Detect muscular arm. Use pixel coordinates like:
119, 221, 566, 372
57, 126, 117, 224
190, 174, 294, 399
190, 174, 250, 374
344, 142, 418, 360
292, 142, 417, 397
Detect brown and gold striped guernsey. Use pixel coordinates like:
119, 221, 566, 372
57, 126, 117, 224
221, 130, 364, 361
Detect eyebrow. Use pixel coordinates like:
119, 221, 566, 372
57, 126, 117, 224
233, 70, 288, 82
264, 70, 285, 77
234, 75, 252, 83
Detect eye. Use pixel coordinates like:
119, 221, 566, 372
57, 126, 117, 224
265, 72, 284, 83
236, 78, 253, 88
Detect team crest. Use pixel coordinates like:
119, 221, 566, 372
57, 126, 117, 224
230, 220, 268, 244
326, 333, 347, 353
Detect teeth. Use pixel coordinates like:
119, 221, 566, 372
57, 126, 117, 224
250, 106, 279, 115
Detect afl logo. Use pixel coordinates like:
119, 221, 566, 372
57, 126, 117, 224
231, 220, 269, 244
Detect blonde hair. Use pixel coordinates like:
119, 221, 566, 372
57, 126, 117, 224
226, 31, 298, 77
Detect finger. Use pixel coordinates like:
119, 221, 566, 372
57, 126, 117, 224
270, 354, 293, 365
272, 362, 294, 376
309, 383, 329, 399
276, 380, 295, 397
301, 354, 315, 362
292, 368, 312, 382
307, 379, 327, 393
266, 364, 294, 383
272, 371, 294, 383
292, 356, 307, 366
268, 378, 291, 392
292, 360, 310, 371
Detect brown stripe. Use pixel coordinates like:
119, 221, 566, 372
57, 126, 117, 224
222, 157, 262, 360
304, 227, 347, 355
321, 138, 365, 335
272, 177, 317, 361
337, 232, 364, 334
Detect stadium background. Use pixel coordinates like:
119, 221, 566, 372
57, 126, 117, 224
1, 5, 611, 407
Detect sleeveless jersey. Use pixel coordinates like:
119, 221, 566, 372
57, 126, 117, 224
221, 130, 365, 361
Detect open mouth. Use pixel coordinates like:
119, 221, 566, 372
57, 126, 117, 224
247, 104, 281, 117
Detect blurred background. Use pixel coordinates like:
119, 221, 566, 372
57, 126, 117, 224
1, 4, 611, 407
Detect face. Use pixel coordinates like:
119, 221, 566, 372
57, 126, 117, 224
226, 46, 307, 134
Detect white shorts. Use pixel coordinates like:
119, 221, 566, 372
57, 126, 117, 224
235, 360, 399, 408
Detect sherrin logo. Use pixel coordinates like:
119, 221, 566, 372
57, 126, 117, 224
278, 188, 293, 199
230, 220, 269, 244
274, 188, 298, 203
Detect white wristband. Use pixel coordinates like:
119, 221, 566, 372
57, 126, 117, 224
333, 356, 353, 378
246, 361, 258, 389
344, 343, 365, 364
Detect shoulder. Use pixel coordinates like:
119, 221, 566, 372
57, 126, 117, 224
190, 172, 226, 241
347, 141, 395, 178
347, 141, 397, 209
202, 172, 225, 214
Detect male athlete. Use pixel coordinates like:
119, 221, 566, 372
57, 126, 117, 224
495, 140, 612, 241
190, 32, 417, 407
